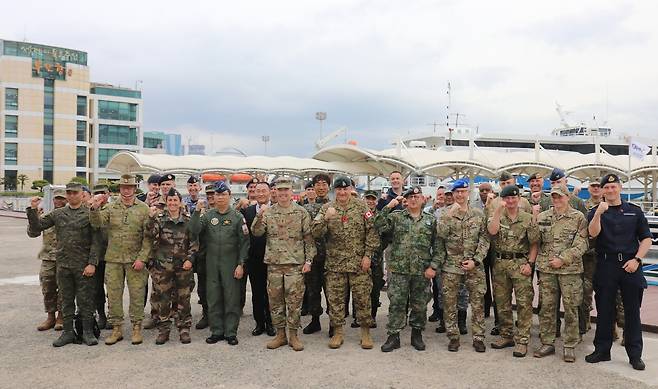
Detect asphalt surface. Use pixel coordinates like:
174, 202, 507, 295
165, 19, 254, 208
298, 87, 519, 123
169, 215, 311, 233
0, 216, 656, 389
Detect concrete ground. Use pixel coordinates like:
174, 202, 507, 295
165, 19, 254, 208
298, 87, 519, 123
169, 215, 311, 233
0, 216, 656, 389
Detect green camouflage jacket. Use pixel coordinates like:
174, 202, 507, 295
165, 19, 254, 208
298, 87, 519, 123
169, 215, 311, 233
536, 207, 588, 274
437, 206, 490, 275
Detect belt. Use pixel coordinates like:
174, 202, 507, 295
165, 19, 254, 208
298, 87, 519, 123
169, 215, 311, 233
495, 252, 527, 260
599, 252, 635, 262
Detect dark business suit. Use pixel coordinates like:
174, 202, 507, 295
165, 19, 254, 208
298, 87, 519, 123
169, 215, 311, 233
243, 204, 272, 326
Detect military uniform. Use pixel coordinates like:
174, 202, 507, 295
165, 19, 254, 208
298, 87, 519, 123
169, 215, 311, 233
147, 209, 197, 342
27, 214, 62, 316
303, 196, 330, 319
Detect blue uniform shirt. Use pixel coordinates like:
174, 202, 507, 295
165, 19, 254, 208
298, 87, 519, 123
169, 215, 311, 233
587, 201, 652, 254
376, 187, 405, 211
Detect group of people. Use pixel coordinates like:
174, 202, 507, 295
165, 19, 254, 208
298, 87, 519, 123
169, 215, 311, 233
26, 167, 650, 371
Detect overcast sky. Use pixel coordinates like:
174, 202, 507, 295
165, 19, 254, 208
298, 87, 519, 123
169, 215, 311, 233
4, 0, 658, 156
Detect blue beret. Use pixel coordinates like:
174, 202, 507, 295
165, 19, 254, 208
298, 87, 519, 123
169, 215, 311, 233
451, 179, 469, 191
214, 181, 231, 193
549, 168, 565, 181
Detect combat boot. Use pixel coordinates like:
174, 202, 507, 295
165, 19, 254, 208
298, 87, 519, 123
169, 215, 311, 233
105, 324, 123, 345
473, 339, 486, 353
52, 330, 76, 347
195, 313, 209, 330
533, 344, 555, 358
457, 310, 468, 335
266, 328, 288, 349
303, 316, 321, 334
82, 321, 99, 346
381, 333, 400, 352
359, 326, 373, 349
448, 338, 460, 352
54, 311, 64, 331
131, 323, 143, 345
155, 330, 170, 345
411, 328, 426, 351
288, 329, 304, 351
328, 326, 344, 349
563, 347, 576, 363
143, 317, 157, 330
513, 343, 528, 357
37, 312, 56, 331
179, 329, 191, 344
97, 310, 107, 330
491, 337, 515, 349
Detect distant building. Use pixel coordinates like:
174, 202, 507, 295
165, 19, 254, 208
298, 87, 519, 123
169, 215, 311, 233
165, 133, 183, 156
142, 131, 166, 154
188, 144, 205, 155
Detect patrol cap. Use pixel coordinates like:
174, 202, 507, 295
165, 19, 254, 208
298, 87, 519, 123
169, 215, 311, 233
81, 185, 91, 194
246, 177, 259, 188
275, 177, 293, 189
92, 184, 109, 194
53, 188, 66, 198
214, 180, 231, 194
549, 168, 566, 181
312, 173, 331, 186
187, 175, 199, 184
119, 174, 138, 186
333, 175, 352, 189
363, 190, 378, 199
500, 185, 520, 198
204, 185, 215, 194
498, 171, 513, 182
65, 182, 83, 192
528, 172, 543, 181
159, 173, 175, 184
451, 179, 469, 191
550, 186, 568, 197
147, 174, 161, 185
600, 173, 620, 186
403, 186, 423, 198
304, 181, 314, 190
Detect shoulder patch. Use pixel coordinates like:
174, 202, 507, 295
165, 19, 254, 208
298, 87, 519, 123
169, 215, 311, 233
364, 210, 374, 220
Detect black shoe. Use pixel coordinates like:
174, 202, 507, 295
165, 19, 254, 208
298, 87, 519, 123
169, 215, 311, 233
411, 329, 426, 351
53, 330, 76, 347
226, 336, 238, 346
196, 315, 209, 330
490, 326, 500, 336
301, 308, 309, 316
630, 359, 646, 371
370, 321, 377, 329
381, 333, 401, 352
555, 321, 561, 338
205, 334, 225, 344
428, 311, 440, 322
458, 310, 468, 335
585, 351, 611, 363
265, 322, 276, 336
252, 323, 265, 336
82, 321, 99, 346
97, 311, 107, 330
328, 325, 334, 338
435, 320, 446, 334
303, 317, 321, 335
350, 319, 359, 328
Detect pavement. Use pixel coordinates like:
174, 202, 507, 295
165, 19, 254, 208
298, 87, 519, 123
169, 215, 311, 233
0, 216, 657, 389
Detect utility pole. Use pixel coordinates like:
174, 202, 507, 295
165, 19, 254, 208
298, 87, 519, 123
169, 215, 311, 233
262, 135, 270, 155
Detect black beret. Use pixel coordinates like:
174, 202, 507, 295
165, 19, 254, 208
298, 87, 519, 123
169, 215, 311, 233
159, 173, 175, 184
500, 185, 520, 198
304, 181, 314, 190
527, 172, 542, 181
333, 175, 352, 188
166, 188, 182, 198
147, 174, 161, 184
498, 171, 513, 182
403, 186, 423, 198
600, 174, 620, 186
246, 177, 259, 188
549, 168, 566, 181
187, 176, 199, 184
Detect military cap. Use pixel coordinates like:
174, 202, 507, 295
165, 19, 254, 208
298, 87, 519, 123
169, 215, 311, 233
246, 177, 259, 188
204, 185, 215, 194
65, 182, 83, 192
600, 173, 620, 186
403, 186, 423, 198
147, 174, 161, 184
166, 188, 182, 199
451, 179, 469, 191
588, 181, 601, 187
187, 175, 199, 184
270, 179, 277, 188
549, 168, 566, 181
304, 181, 314, 190
333, 175, 352, 188
500, 185, 520, 198
119, 174, 138, 186
363, 190, 378, 199
53, 188, 66, 198
498, 171, 513, 182
550, 186, 568, 197
312, 173, 331, 186
81, 185, 91, 194
92, 184, 109, 194
275, 177, 293, 189
214, 180, 230, 193
528, 172, 543, 181
159, 173, 175, 184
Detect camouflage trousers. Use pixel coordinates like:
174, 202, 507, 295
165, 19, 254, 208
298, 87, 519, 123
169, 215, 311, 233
492, 258, 534, 344
442, 269, 486, 341
579, 252, 596, 332
304, 254, 326, 317
386, 273, 431, 335
326, 270, 372, 327
149, 269, 178, 320
434, 272, 469, 311
150, 261, 195, 331
57, 265, 95, 331
105, 262, 149, 325
267, 264, 305, 330
39, 260, 62, 313
538, 272, 583, 348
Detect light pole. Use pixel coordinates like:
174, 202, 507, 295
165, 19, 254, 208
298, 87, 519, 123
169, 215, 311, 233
262, 135, 270, 155
315, 112, 326, 138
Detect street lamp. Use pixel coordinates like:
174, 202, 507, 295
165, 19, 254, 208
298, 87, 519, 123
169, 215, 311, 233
262, 135, 270, 155
315, 112, 326, 138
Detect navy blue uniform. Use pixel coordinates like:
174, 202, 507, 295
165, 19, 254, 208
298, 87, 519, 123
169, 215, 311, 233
376, 188, 405, 211
588, 201, 651, 361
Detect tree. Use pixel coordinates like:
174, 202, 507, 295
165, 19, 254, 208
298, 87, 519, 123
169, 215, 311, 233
136, 174, 144, 184
17, 174, 28, 191
31, 179, 50, 192
70, 176, 89, 186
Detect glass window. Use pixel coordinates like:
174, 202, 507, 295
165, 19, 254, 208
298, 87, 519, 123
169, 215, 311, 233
5, 88, 18, 110
4, 143, 18, 165
76, 146, 87, 167
99, 124, 137, 145
98, 148, 121, 168
77, 120, 86, 142
98, 100, 138, 121
77, 95, 87, 116
3, 170, 17, 190
76, 171, 87, 179
5, 115, 18, 138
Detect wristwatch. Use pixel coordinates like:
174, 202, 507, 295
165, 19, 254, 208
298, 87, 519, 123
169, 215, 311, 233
633, 257, 642, 265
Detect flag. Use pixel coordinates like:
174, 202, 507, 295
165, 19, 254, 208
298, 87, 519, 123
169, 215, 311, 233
629, 139, 650, 161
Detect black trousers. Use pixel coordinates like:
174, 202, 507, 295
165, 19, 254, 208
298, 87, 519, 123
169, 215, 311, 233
248, 260, 271, 325
483, 248, 498, 322
94, 261, 106, 312
593, 255, 646, 360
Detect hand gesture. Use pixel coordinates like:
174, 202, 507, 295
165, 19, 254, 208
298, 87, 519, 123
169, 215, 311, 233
596, 201, 609, 214
258, 204, 270, 216
91, 194, 105, 209
548, 257, 563, 269
520, 263, 532, 276
302, 263, 312, 274
622, 259, 639, 273
531, 191, 541, 203
182, 260, 193, 271
30, 196, 42, 209
146, 191, 158, 206
197, 199, 207, 212
387, 198, 399, 209
325, 207, 338, 220
237, 198, 250, 210
532, 204, 541, 216
149, 206, 159, 218
486, 192, 496, 205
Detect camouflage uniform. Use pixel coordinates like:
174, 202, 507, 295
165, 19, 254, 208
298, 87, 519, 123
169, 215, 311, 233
90, 199, 152, 326
93, 208, 109, 318
489, 209, 540, 345
147, 210, 197, 333
27, 205, 99, 332
536, 207, 588, 348
303, 197, 330, 317
27, 222, 62, 313
437, 207, 490, 342
311, 198, 379, 328
252, 203, 316, 330
432, 207, 469, 312
375, 208, 440, 334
